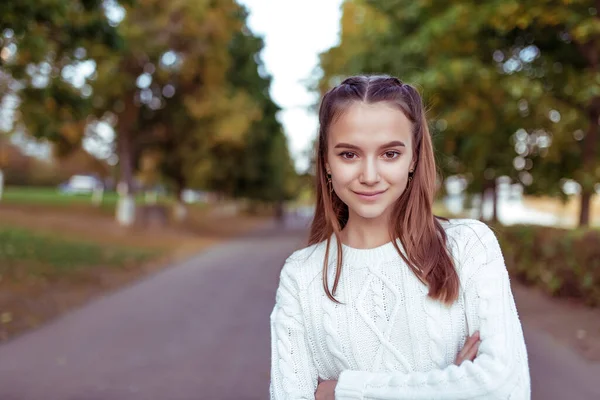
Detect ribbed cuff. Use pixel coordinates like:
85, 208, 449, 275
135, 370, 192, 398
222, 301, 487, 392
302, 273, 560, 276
335, 370, 366, 400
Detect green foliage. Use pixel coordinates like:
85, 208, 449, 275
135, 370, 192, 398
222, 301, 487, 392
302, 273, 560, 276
498, 224, 600, 306
317, 1, 600, 223
317, 0, 528, 194
0, 0, 126, 154
0, 225, 155, 278
0, 0, 126, 63
133, 3, 298, 202
209, 12, 299, 201
2, 0, 298, 207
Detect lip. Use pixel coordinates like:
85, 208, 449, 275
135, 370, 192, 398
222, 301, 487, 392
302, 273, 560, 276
353, 189, 387, 200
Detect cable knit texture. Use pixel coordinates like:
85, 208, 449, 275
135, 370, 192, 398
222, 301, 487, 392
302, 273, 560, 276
269, 218, 530, 399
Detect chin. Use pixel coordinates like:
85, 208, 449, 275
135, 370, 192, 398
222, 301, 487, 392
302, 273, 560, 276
350, 204, 392, 220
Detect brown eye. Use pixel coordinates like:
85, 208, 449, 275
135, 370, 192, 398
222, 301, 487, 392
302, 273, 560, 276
340, 152, 357, 160
383, 151, 400, 159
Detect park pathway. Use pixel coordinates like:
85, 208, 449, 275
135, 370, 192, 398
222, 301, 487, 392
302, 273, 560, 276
0, 216, 599, 399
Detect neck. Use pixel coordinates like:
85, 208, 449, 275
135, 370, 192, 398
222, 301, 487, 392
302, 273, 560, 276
341, 210, 392, 249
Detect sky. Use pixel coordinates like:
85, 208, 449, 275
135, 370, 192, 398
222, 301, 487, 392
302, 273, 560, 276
236, 0, 344, 172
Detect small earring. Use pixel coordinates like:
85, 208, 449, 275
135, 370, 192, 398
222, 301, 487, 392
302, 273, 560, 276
408, 169, 414, 183
326, 173, 333, 193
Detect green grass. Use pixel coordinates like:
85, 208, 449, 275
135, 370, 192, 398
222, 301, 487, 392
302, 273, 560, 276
0, 225, 158, 278
2, 186, 147, 207
0, 186, 185, 215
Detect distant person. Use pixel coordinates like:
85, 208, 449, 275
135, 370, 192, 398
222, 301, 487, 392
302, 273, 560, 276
269, 75, 530, 399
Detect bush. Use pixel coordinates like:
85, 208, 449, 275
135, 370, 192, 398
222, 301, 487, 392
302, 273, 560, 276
495, 224, 600, 306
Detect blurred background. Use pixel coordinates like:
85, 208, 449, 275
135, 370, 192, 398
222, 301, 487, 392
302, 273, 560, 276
0, 0, 600, 399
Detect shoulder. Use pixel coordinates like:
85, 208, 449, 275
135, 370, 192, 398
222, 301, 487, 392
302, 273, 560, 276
286, 240, 329, 264
440, 217, 495, 238
439, 218, 504, 281
440, 218, 499, 252
279, 240, 329, 290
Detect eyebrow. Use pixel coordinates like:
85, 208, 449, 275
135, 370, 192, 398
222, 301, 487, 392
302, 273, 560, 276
334, 140, 406, 150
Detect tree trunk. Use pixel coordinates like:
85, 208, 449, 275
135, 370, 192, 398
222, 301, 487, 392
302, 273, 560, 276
0, 169, 4, 201
579, 190, 592, 227
579, 98, 600, 227
577, 19, 600, 226
173, 179, 187, 222
480, 178, 498, 222
115, 93, 138, 226
490, 180, 498, 223
117, 99, 135, 193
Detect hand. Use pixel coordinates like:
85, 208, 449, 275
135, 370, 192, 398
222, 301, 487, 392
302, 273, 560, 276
455, 331, 480, 365
315, 379, 337, 400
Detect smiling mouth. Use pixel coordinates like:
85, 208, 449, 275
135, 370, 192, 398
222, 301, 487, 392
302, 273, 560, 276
353, 189, 387, 198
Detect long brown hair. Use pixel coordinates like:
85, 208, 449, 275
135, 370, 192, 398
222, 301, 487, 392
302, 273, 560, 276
309, 75, 459, 305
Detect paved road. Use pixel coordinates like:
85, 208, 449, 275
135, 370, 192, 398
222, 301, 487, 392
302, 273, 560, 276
0, 217, 599, 399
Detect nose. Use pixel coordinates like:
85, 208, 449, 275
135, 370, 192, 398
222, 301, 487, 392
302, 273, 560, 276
359, 158, 380, 185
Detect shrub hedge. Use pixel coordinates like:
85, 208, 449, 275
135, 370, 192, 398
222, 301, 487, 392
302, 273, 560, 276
494, 224, 600, 307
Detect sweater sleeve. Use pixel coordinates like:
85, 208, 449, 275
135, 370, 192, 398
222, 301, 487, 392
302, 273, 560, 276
335, 222, 531, 400
270, 257, 319, 399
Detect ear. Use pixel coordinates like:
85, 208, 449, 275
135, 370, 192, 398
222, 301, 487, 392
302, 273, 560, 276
409, 158, 417, 172
325, 161, 331, 174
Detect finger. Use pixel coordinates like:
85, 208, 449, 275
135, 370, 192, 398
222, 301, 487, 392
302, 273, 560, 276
457, 334, 477, 360
456, 332, 481, 364
466, 331, 480, 346
464, 332, 479, 349
463, 332, 481, 354
464, 340, 480, 362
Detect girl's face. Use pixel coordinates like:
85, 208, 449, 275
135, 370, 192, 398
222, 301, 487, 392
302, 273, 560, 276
326, 101, 415, 223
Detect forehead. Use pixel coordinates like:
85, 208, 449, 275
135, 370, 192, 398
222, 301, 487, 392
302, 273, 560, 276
328, 102, 413, 149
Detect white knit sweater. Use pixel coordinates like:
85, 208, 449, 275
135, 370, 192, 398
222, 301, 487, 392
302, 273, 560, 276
269, 218, 530, 399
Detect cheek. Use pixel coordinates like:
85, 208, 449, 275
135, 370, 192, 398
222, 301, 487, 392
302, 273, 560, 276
330, 166, 355, 185
328, 157, 354, 181
382, 161, 411, 182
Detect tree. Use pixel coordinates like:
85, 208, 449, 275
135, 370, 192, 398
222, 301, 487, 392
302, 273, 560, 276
317, 0, 600, 226
317, 0, 528, 221
136, 4, 298, 218
216, 8, 299, 203
90, 0, 258, 223
0, 0, 127, 200
482, 0, 600, 226
0, 0, 127, 153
